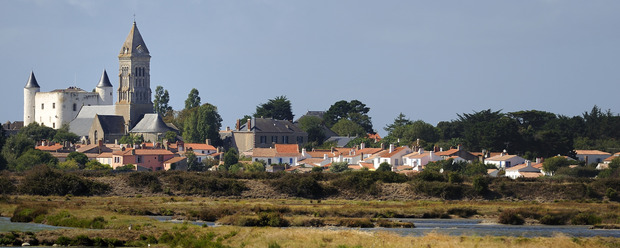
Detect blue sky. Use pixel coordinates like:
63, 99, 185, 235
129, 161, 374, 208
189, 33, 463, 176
2, 1, 619, 137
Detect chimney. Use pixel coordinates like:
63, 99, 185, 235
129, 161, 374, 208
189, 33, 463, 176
389, 144, 394, 153
360, 142, 366, 150
205, 139, 211, 145
247, 119, 252, 131
418, 148, 424, 154
323, 154, 328, 160
236, 119, 241, 131
535, 157, 541, 164
98, 139, 103, 147
115, 139, 118, 145
380, 143, 385, 150
457, 144, 462, 151
226, 126, 231, 131
526, 160, 531, 167
331, 147, 335, 153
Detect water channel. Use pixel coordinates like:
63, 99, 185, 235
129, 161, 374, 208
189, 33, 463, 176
2, 216, 619, 238
0, 217, 66, 233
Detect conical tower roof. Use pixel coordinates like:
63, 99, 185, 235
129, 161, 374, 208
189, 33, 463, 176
96, 69, 113, 88
24, 71, 40, 88
119, 22, 149, 56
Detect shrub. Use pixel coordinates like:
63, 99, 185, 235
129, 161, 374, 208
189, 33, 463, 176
472, 176, 488, 194
45, 211, 107, 228
10, 204, 48, 222
0, 172, 16, 194
125, 172, 162, 193
539, 212, 574, 225
163, 172, 246, 196
337, 218, 374, 228
417, 170, 445, 182
498, 210, 525, 225
447, 207, 478, 218
271, 173, 331, 198
414, 181, 463, 199
571, 213, 602, 225
19, 165, 110, 196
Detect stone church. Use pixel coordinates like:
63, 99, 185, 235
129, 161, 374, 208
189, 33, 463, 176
23, 22, 175, 144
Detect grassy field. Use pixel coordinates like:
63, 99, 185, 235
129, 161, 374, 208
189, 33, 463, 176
1, 196, 620, 247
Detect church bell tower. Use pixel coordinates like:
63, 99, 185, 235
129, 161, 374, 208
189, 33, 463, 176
116, 21, 153, 129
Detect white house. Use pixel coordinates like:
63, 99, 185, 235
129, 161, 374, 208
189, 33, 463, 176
575, 150, 611, 164
485, 154, 526, 169
366, 145, 412, 169
178, 140, 217, 163
505, 161, 543, 179
402, 149, 442, 171
252, 144, 302, 166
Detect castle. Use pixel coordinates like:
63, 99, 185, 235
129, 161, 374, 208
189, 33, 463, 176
23, 22, 169, 143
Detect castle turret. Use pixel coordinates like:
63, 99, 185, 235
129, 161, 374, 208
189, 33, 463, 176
23, 71, 40, 125
96, 69, 113, 105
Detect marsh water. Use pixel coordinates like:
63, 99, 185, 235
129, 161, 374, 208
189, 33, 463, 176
0, 217, 66, 232
150, 216, 620, 238
3, 216, 619, 238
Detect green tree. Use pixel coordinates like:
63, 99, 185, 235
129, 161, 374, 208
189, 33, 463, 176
53, 125, 79, 143
223, 148, 239, 167
297, 116, 325, 145
184, 88, 201, 110
67, 152, 89, 166
1, 134, 36, 169
245, 161, 266, 172
388, 120, 439, 145
84, 160, 112, 170
57, 160, 80, 170
12, 149, 58, 172
254, 96, 294, 121
377, 162, 392, 172
19, 122, 56, 141
329, 162, 350, 173
324, 100, 374, 134
384, 113, 412, 133
182, 103, 223, 146
331, 119, 366, 137
542, 156, 571, 176
153, 86, 172, 116
163, 131, 177, 142
185, 150, 204, 171
119, 134, 144, 145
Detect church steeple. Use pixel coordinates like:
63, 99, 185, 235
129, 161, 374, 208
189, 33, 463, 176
116, 22, 153, 129
119, 22, 150, 56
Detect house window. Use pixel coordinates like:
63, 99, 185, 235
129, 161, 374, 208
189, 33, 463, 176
271, 136, 277, 143
137, 156, 142, 163
279, 158, 283, 164
52, 123, 55, 129
198, 157, 202, 162
158, 155, 163, 162
297, 136, 303, 143
73, 103, 77, 111
52, 103, 55, 109
289, 158, 293, 164
267, 159, 271, 165
260, 136, 267, 144
282, 136, 289, 144
41, 103, 44, 109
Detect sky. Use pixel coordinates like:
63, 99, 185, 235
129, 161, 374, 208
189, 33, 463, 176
1, 1, 619, 137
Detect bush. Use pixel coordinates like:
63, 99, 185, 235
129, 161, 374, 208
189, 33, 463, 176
571, 213, 602, 225
337, 218, 374, 228
271, 173, 332, 198
414, 181, 463, 199
498, 210, 525, 225
163, 171, 246, 196
126, 172, 162, 193
417, 170, 445, 182
19, 165, 110, 196
472, 176, 488, 194
45, 211, 107, 228
0, 172, 16, 194
10, 204, 48, 222
539, 211, 574, 225
447, 207, 478, 218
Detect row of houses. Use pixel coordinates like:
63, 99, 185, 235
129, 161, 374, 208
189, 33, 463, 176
36, 139, 220, 171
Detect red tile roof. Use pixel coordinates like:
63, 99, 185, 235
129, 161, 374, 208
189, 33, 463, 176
185, 143, 216, 151
381, 146, 408, 158
35, 144, 64, 151
575, 150, 611, 155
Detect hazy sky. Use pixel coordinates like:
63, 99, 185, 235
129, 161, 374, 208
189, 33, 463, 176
2, 1, 619, 137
